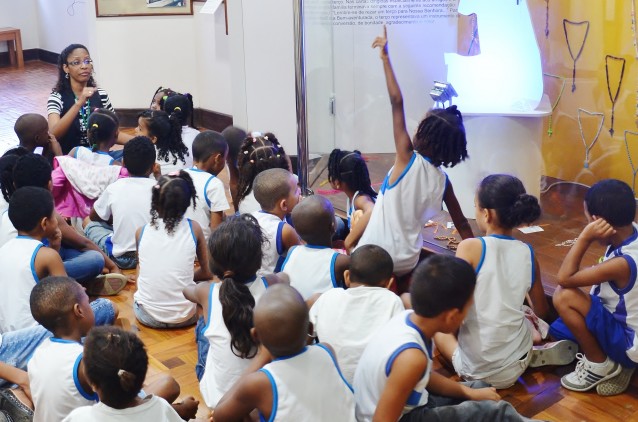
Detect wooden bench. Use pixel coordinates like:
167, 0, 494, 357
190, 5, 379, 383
0, 27, 24, 69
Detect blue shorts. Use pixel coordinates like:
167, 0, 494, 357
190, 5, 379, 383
549, 294, 638, 368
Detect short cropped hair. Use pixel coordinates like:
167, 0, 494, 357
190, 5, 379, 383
410, 254, 476, 318
585, 179, 636, 227
192, 130, 228, 162
9, 186, 54, 232
253, 168, 293, 211
13, 153, 52, 189
123, 136, 156, 176
30, 276, 83, 333
349, 245, 393, 286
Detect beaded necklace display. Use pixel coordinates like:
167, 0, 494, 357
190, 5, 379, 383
577, 108, 604, 169
543, 73, 566, 137
545, 0, 550, 38
624, 130, 638, 193
605, 55, 625, 137
563, 19, 589, 93
75, 95, 91, 146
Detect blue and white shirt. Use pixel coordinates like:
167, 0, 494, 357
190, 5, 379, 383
72, 146, 115, 166
281, 245, 341, 300
252, 211, 287, 276
183, 167, 230, 241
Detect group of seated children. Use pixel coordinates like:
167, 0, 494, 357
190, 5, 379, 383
0, 26, 637, 422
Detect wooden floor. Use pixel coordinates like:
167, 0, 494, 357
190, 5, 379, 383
3, 60, 638, 421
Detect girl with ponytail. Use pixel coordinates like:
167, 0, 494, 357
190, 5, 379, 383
164, 93, 198, 161
68, 108, 121, 166
136, 109, 191, 174
184, 214, 285, 408
434, 174, 564, 390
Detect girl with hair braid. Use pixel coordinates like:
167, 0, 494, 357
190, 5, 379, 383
136, 109, 191, 175
68, 108, 121, 166
183, 214, 286, 408
134, 171, 212, 329
235, 132, 292, 214
164, 93, 198, 161
328, 149, 377, 252
358, 26, 474, 289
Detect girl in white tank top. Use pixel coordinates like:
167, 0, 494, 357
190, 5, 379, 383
183, 214, 285, 408
68, 108, 121, 166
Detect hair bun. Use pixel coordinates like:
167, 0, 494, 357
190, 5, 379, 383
509, 193, 541, 226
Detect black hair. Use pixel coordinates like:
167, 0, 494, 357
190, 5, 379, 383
221, 125, 247, 166
192, 130, 228, 163
585, 179, 636, 227
253, 168, 294, 211
14, 113, 48, 145
410, 254, 476, 318
83, 326, 148, 409
13, 153, 52, 190
87, 109, 119, 151
477, 174, 541, 229
328, 149, 377, 200
208, 214, 266, 359
138, 110, 188, 166
291, 195, 334, 245
30, 276, 83, 333
150, 171, 197, 235
149, 86, 177, 110
164, 93, 195, 128
349, 245, 393, 286
236, 133, 289, 210
9, 186, 54, 232
414, 105, 467, 168
53, 44, 97, 94
2, 146, 30, 158
0, 155, 19, 202
122, 136, 156, 177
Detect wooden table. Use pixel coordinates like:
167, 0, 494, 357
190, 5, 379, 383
0, 27, 24, 69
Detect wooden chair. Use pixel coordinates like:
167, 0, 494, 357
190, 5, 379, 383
0, 28, 24, 69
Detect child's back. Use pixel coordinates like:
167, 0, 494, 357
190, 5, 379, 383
309, 245, 403, 384
71, 146, 115, 166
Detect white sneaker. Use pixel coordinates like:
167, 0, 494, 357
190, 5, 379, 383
561, 354, 622, 392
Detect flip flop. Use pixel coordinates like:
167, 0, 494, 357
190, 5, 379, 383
85, 273, 128, 296
529, 340, 578, 368
0, 389, 33, 422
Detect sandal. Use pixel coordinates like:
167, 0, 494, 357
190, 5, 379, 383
0, 389, 33, 422
85, 273, 128, 296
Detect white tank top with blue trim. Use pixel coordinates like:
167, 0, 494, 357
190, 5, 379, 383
252, 211, 286, 276
29, 338, 98, 422
74, 146, 115, 166
353, 310, 432, 422
592, 223, 638, 363
0, 236, 43, 332
258, 344, 356, 422
184, 167, 229, 241
356, 153, 446, 275
456, 235, 534, 379
200, 277, 269, 407
280, 245, 340, 300
134, 218, 198, 324
0, 209, 17, 248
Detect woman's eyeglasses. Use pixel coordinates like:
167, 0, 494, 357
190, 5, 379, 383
67, 59, 93, 67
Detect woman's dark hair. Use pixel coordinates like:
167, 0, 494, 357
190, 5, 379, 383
149, 86, 177, 110
236, 133, 289, 210
83, 326, 148, 409
87, 109, 119, 151
138, 109, 188, 165
208, 214, 266, 359
477, 174, 541, 229
414, 105, 467, 168
53, 44, 97, 94
150, 171, 197, 235
328, 149, 377, 200
164, 93, 195, 128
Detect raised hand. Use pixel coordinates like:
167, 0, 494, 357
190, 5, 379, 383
372, 25, 389, 59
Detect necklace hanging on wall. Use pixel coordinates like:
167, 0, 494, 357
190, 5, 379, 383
563, 19, 590, 93
577, 108, 604, 169
632, 0, 638, 59
545, 0, 550, 37
467, 13, 479, 56
624, 131, 638, 193
605, 55, 625, 137
543, 73, 566, 137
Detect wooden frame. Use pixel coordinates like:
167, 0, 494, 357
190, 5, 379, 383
95, 0, 193, 17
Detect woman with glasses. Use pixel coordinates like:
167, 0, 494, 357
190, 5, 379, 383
47, 44, 130, 154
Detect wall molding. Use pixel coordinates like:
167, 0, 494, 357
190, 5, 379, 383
0, 48, 58, 66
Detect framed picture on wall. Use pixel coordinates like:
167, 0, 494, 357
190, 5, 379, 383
95, 0, 193, 17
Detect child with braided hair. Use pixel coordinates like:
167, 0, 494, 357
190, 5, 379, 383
134, 171, 212, 329
149, 86, 177, 111
358, 26, 473, 284
328, 149, 377, 252
236, 132, 291, 214
136, 109, 191, 175
69, 109, 121, 166
164, 93, 198, 160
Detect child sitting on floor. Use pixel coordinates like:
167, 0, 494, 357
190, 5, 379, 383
69, 109, 121, 166
221, 125, 247, 211
85, 136, 157, 270
14, 113, 62, 161
183, 214, 284, 408
164, 93, 198, 159
134, 171, 212, 329
550, 179, 638, 395
434, 174, 573, 390
353, 255, 535, 422
63, 326, 197, 421
213, 284, 356, 422
309, 244, 403, 384
251, 168, 301, 275
281, 195, 349, 299
183, 130, 230, 240
136, 110, 190, 175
